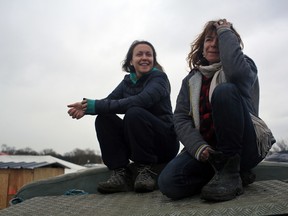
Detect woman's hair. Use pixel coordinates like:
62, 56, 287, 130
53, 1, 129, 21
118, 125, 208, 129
122, 40, 164, 72
187, 20, 243, 69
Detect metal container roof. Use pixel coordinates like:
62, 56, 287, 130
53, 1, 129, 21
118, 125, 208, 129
0, 155, 86, 172
0, 161, 67, 169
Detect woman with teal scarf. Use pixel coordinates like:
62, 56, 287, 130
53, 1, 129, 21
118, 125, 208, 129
67, 40, 179, 194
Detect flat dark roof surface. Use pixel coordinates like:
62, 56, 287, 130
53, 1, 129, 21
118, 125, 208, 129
1, 179, 288, 216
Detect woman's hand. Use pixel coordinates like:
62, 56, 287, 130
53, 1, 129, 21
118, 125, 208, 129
67, 99, 87, 120
214, 18, 232, 29
200, 146, 214, 162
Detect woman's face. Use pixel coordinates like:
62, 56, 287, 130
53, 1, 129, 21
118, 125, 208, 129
203, 31, 220, 64
130, 44, 154, 78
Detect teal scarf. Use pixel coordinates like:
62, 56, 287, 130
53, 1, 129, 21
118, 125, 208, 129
129, 68, 158, 84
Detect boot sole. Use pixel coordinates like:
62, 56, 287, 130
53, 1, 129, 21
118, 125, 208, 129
134, 181, 155, 193
201, 187, 244, 201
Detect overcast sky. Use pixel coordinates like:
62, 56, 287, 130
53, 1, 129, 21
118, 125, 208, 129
1, 0, 287, 155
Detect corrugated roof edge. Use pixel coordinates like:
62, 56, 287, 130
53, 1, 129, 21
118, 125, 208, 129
0, 161, 68, 169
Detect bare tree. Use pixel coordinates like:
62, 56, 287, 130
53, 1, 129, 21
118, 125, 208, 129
41, 148, 55, 155
1, 144, 16, 154
15, 147, 38, 155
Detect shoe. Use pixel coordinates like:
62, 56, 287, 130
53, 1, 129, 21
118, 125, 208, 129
201, 152, 244, 201
97, 167, 132, 194
240, 170, 256, 186
134, 165, 157, 193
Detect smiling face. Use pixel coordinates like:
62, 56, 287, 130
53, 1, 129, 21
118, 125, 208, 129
203, 31, 220, 64
130, 44, 154, 78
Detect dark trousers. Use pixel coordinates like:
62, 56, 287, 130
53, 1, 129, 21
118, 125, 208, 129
158, 83, 263, 199
95, 107, 179, 170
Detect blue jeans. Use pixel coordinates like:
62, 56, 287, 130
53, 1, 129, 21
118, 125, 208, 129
158, 83, 263, 199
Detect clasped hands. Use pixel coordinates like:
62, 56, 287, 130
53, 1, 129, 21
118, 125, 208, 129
67, 99, 87, 120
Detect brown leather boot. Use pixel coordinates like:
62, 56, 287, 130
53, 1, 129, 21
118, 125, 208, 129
201, 151, 244, 201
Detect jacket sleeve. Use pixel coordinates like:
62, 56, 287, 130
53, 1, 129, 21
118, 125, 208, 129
84, 81, 124, 115
173, 75, 210, 160
93, 72, 170, 114
217, 28, 258, 98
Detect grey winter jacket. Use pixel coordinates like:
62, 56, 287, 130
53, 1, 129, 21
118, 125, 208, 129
174, 27, 259, 160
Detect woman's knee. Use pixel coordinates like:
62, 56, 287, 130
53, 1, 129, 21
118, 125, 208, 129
159, 168, 197, 200
211, 83, 243, 111
96, 114, 111, 128
95, 114, 122, 131
158, 167, 179, 199
158, 154, 191, 199
124, 107, 146, 121
95, 114, 106, 124
212, 83, 239, 100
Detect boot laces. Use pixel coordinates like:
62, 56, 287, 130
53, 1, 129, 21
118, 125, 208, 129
107, 168, 127, 184
137, 165, 157, 181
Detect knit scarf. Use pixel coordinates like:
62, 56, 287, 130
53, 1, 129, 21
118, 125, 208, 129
198, 62, 226, 102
